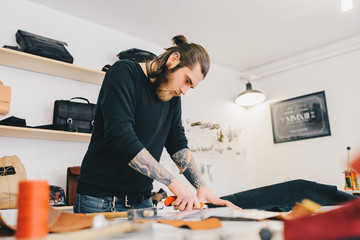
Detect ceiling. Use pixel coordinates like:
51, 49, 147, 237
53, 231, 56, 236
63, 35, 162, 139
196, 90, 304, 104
29, 0, 360, 74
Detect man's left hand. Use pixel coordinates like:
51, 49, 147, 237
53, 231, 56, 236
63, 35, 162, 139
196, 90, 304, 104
196, 186, 241, 210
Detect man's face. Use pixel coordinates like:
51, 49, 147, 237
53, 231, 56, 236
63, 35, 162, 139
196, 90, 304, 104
155, 63, 203, 102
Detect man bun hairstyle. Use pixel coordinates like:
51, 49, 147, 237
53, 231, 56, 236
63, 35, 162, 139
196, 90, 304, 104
172, 35, 188, 46
148, 35, 210, 79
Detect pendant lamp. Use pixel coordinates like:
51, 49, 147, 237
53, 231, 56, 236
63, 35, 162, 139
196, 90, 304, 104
235, 82, 266, 107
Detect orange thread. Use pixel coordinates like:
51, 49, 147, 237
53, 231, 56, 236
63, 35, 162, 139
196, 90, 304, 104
16, 180, 49, 239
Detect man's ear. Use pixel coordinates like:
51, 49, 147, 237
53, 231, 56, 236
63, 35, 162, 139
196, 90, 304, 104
166, 52, 181, 69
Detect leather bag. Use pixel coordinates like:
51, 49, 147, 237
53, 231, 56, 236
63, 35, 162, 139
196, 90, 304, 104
53, 97, 96, 133
117, 48, 157, 62
15, 29, 74, 63
0, 81, 11, 115
66, 166, 80, 206
0, 155, 27, 209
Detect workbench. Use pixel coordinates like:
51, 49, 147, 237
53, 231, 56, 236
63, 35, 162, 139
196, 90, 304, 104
104, 219, 284, 240
0, 206, 284, 240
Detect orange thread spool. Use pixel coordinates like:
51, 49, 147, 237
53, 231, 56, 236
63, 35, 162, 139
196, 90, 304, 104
16, 180, 49, 239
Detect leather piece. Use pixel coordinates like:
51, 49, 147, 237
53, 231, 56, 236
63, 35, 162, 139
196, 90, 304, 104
0, 116, 26, 127
284, 198, 360, 240
218, 179, 355, 212
0, 205, 94, 235
48, 207, 94, 233
0, 82, 11, 115
136, 217, 222, 230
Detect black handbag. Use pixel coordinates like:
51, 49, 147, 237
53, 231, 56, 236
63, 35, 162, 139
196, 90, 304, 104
12, 30, 74, 63
53, 97, 96, 133
117, 48, 157, 62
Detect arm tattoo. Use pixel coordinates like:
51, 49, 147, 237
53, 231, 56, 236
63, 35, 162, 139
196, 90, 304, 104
171, 149, 191, 173
172, 149, 206, 189
129, 148, 175, 186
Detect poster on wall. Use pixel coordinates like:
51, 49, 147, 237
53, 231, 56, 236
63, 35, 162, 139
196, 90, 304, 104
270, 91, 331, 144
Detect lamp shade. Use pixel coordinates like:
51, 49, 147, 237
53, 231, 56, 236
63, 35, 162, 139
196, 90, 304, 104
235, 82, 266, 107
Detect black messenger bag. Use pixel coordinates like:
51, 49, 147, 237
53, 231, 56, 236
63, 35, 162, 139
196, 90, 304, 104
117, 48, 157, 62
53, 97, 96, 133
15, 29, 74, 63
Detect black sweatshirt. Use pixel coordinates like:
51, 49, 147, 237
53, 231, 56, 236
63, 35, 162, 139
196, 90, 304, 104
77, 60, 188, 196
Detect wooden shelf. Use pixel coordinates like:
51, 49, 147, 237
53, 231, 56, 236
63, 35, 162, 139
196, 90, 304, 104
0, 125, 91, 143
0, 48, 99, 142
0, 48, 105, 85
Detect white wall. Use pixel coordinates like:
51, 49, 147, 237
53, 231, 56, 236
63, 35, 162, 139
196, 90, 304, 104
1, 0, 359, 200
244, 49, 360, 191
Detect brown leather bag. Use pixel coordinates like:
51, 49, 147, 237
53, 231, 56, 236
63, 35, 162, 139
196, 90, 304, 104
66, 166, 80, 206
0, 81, 11, 115
0, 155, 27, 209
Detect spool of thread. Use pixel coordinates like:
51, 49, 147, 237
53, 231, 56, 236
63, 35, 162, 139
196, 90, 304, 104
16, 180, 49, 239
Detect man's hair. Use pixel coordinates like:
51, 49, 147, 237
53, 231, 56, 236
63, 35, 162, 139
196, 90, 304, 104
148, 35, 210, 78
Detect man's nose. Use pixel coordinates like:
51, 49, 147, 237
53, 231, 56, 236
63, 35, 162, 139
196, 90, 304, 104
180, 85, 191, 95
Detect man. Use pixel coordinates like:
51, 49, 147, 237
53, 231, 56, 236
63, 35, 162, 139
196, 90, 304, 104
74, 35, 236, 213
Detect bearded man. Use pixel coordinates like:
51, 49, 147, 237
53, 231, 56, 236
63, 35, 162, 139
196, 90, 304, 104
74, 35, 236, 213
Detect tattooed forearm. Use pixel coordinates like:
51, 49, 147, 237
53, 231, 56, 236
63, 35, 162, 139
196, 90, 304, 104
129, 148, 175, 186
171, 149, 192, 173
183, 159, 206, 189
172, 148, 206, 189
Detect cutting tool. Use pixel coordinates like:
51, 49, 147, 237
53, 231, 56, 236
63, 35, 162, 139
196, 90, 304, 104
164, 196, 206, 209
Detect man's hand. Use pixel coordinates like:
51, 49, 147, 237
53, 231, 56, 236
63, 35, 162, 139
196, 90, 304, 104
167, 179, 201, 211
197, 186, 241, 210
171, 148, 241, 210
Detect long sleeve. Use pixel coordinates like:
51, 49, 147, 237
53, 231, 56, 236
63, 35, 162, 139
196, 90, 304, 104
77, 60, 187, 196
99, 60, 144, 162
165, 97, 188, 155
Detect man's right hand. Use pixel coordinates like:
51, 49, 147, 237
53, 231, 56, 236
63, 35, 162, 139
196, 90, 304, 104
167, 178, 201, 211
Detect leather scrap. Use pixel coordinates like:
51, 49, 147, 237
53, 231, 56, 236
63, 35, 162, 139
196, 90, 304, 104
136, 217, 222, 230
0, 205, 94, 236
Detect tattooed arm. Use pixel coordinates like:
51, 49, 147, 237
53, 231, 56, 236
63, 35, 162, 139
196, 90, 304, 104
171, 148, 206, 189
129, 148, 175, 186
128, 148, 200, 211
172, 148, 240, 209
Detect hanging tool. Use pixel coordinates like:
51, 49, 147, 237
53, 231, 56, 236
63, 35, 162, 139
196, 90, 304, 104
344, 146, 359, 191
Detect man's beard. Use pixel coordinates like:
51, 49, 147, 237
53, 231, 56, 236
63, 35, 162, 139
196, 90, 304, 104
153, 71, 180, 102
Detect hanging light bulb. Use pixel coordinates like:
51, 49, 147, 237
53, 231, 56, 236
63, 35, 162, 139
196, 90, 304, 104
341, 0, 353, 11
235, 82, 266, 107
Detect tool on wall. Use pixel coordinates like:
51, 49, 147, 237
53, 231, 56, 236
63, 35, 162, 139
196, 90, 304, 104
344, 146, 359, 191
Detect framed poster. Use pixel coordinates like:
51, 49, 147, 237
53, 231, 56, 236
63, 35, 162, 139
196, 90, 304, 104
270, 91, 331, 144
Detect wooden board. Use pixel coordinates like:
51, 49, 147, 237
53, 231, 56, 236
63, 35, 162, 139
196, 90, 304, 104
0, 48, 105, 85
0, 125, 91, 143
